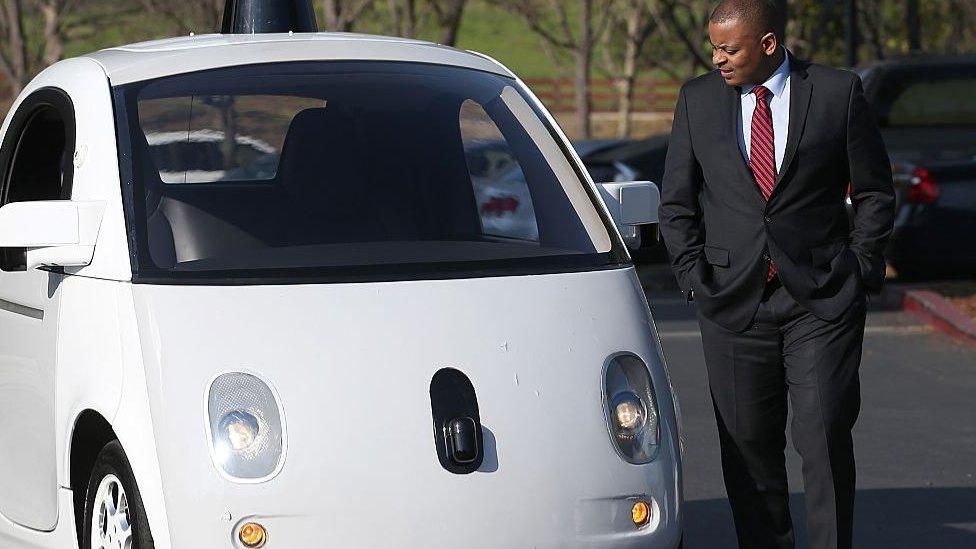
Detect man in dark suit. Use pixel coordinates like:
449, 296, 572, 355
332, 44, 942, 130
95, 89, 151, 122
658, 1, 895, 548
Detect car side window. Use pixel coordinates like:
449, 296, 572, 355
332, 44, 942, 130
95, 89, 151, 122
886, 77, 976, 127
0, 88, 76, 270
459, 99, 540, 242
3, 108, 72, 204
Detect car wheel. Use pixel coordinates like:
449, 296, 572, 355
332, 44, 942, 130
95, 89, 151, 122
82, 440, 155, 549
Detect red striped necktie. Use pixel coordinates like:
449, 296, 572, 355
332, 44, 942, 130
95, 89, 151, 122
749, 85, 778, 282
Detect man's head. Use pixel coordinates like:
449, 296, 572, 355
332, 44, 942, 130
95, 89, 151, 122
708, 0, 787, 87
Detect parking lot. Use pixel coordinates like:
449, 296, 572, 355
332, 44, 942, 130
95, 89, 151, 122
646, 286, 976, 548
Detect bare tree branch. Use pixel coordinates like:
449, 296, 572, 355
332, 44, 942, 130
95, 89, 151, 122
324, 0, 375, 32
548, 0, 575, 46
487, 1, 575, 49
651, 0, 711, 72
388, 0, 417, 37
490, 0, 615, 138
0, 0, 30, 96
139, 0, 223, 33
37, 0, 71, 66
425, 0, 466, 46
599, 0, 657, 137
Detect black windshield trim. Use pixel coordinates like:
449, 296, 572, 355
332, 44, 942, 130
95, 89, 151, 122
129, 255, 625, 285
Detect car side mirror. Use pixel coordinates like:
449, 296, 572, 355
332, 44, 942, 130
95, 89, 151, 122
597, 181, 659, 250
0, 200, 105, 271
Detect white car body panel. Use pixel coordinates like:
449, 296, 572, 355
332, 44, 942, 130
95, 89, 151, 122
0, 491, 77, 548
87, 33, 514, 86
0, 272, 59, 529
0, 32, 680, 549
54, 278, 175, 549
3, 57, 134, 282
0, 56, 132, 535
131, 267, 681, 548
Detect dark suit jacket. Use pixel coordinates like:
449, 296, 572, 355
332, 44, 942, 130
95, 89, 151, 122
659, 53, 896, 332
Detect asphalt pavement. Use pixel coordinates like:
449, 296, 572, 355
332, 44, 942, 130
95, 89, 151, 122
646, 286, 976, 548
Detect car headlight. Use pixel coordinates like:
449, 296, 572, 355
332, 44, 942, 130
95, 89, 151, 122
603, 354, 659, 464
612, 392, 646, 435
206, 372, 286, 482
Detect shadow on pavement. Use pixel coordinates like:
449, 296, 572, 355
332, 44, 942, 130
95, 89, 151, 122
683, 487, 976, 548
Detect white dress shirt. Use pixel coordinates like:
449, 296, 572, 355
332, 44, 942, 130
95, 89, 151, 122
738, 50, 791, 173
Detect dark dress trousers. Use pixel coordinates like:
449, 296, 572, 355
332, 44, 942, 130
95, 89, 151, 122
659, 54, 896, 549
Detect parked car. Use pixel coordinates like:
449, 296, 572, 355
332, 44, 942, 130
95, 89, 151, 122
859, 55, 976, 279
581, 134, 671, 190
0, 2, 683, 548
574, 139, 631, 158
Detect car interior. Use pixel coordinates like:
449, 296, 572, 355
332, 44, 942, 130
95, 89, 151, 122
131, 68, 598, 273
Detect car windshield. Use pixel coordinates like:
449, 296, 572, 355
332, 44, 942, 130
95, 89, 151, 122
113, 61, 617, 282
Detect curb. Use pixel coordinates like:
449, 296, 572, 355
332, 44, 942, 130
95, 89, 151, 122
902, 289, 976, 345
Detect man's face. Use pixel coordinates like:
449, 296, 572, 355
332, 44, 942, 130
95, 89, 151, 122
708, 19, 777, 87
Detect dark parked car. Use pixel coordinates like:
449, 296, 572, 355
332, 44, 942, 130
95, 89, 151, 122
578, 135, 671, 263
860, 55, 976, 279
582, 134, 670, 188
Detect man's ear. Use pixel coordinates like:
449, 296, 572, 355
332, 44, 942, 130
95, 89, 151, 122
761, 32, 778, 55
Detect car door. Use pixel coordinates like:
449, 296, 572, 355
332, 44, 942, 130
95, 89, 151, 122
0, 88, 75, 531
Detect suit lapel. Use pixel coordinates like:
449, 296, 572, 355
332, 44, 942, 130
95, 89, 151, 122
771, 55, 812, 196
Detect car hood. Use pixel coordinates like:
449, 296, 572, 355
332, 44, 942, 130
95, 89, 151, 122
131, 266, 681, 548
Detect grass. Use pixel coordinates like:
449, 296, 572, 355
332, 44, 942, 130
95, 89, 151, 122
453, 3, 568, 78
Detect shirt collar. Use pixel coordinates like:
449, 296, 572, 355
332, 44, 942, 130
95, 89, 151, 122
741, 48, 791, 97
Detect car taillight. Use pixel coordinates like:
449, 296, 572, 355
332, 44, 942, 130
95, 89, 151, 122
907, 167, 939, 205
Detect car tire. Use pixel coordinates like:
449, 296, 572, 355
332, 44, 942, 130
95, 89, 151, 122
82, 440, 155, 549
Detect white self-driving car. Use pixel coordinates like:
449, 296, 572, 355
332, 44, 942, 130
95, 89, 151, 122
0, 7, 682, 549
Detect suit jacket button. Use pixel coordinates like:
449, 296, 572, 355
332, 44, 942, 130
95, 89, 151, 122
764, 215, 771, 224
762, 253, 771, 262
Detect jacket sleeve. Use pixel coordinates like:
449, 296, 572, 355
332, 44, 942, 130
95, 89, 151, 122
659, 84, 706, 298
846, 75, 896, 292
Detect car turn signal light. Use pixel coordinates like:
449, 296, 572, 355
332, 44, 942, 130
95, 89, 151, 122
632, 500, 651, 527
238, 522, 267, 547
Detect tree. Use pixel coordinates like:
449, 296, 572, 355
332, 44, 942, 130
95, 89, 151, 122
323, 0, 375, 31
649, 0, 711, 77
426, 0, 467, 46
1, 0, 78, 102
786, 0, 841, 60
387, 0, 417, 37
38, 0, 79, 66
906, 0, 920, 52
920, 0, 976, 55
490, 0, 614, 139
385, 0, 467, 46
601, 0, 657, 137
0, 0, 30, 97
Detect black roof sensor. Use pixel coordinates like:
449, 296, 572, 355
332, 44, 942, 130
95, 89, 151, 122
221, 0, 318, 34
